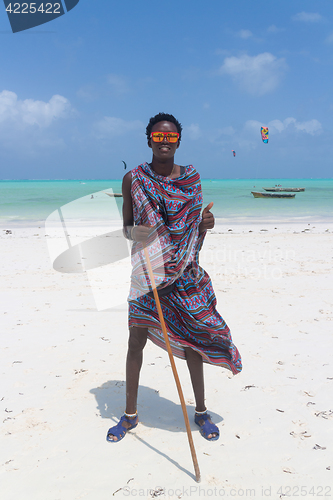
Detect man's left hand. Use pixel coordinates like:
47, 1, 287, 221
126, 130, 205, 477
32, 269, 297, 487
199, 202, 214, 234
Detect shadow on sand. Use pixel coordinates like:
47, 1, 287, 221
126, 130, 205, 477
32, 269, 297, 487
90, 380, 223, 480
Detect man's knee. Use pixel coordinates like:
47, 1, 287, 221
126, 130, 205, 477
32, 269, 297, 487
128, 327, 148, 352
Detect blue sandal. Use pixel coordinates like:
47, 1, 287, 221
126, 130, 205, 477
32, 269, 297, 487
194, 412, 219, 441
106, 413, 138, 442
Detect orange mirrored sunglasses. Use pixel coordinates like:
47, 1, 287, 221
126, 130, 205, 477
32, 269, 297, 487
150, 131, 179, 143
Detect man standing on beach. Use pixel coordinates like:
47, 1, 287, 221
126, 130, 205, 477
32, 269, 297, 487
107, 112, 242, 442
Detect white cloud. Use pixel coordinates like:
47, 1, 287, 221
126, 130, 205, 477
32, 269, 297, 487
212, 116, 322, 152
107, 74, 130, 94
237, 29, 253, 39
245, 117, 322, 136
244, 120, 264, 133
184, 124, 201, 141
77, 85, 98, 102
220, 53, 287, 95
326, 32, 333, 43
292, 12, 323, 23
267, 25, 284, 34
93, 116, 144, 139
0, 90, 72, 128
267, 119, 285, 133
268, 117, 322, 135
292, 119, 322, 135
210, 126, 236, 145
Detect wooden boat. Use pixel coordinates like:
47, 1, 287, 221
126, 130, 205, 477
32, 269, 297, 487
262, 187, 305, 192
103, 192, 123, 197
251, 191, 296, 199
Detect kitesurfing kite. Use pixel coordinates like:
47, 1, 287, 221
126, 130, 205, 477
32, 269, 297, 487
261, 127, 269, 143
122, 161, 127, 170
232, 150, 236, 157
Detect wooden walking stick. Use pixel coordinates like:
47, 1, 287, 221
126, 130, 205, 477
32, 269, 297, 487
143, 246, 201, 483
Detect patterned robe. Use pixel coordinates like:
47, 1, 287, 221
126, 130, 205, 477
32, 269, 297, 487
128, 163, 242, 375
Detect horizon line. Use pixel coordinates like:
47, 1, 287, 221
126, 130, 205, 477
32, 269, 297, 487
1, 177, 333, 182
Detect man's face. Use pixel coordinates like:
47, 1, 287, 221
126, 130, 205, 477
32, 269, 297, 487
148, 121, 180, 160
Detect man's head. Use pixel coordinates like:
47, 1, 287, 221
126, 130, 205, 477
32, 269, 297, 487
146, 113, 182, 143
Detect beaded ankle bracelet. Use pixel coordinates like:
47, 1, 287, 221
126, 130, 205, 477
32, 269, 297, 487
195, 409, 208, 415
124, 410, 138, 418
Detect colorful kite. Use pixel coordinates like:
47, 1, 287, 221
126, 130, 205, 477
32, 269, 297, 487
232, 150, 236, 157
261, 127, 269, 143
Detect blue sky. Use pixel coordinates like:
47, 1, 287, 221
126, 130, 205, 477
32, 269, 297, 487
1, 0, 333, 179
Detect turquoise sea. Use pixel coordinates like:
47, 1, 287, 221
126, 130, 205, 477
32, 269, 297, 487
0, 178, 332, 225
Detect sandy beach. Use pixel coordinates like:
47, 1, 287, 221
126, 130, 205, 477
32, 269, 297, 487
1, 221, 332, 499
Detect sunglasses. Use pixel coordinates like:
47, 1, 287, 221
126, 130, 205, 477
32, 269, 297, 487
150, 131, 179, 143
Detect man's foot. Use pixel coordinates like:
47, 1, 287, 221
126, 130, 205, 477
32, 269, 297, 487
106, 413, 138, 442
194, 411, 219, 441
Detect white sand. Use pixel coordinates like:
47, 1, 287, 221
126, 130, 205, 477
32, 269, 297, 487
1, 222, 332, 499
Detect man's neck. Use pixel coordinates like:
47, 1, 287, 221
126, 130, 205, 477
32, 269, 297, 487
150, 157, 174, 177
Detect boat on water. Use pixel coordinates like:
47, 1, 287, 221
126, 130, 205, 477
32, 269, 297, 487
103, 192, 123, 197
262, 187, 305, 192
251, 191, 296, 199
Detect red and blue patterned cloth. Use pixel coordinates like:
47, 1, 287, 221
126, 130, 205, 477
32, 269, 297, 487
128, 163, 242, 374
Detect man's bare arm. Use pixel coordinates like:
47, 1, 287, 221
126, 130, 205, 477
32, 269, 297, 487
122, 171, 152, 243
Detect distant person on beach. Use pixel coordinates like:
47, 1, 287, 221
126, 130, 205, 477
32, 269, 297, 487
107, 112, 242, 442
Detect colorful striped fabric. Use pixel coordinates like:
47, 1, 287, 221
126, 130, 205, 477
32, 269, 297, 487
128, 163, 242, 375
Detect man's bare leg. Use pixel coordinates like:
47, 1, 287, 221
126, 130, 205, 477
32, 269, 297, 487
125, 326, 148, 414
184, 347, 218, 439
107, 326, 148, 441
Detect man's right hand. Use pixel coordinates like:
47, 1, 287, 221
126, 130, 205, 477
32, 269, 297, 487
131, 225, 154, 244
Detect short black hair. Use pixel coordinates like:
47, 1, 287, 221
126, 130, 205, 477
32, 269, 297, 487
146, 112, 182, 142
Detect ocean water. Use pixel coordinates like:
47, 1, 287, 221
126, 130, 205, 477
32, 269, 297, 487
0, 178, 332, 225
201, 178, 333, 223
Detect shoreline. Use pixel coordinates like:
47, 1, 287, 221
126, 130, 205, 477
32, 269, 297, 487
1, 218, 333, 231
